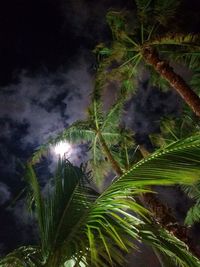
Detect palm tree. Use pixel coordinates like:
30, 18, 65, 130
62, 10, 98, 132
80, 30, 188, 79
95, 0, 200, 117
30, 89, 200, 255
2, 135, 200, 266
31, 89, 134, 188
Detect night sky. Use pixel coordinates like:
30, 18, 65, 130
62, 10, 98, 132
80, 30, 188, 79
0, 0, 200, 265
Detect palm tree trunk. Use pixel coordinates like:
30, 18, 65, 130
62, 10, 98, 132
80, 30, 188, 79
98, 132, 123, 176
142, 47, 200, 118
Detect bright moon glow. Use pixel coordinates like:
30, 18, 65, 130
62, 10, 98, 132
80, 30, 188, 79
53, 141, 73, 157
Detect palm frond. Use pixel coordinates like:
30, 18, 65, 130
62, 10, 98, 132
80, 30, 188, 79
190, 68, 200, 95
104, 135, 200, 194
5, 139, 200, 267
150, 116, 200, 149
135, 0, 152, 24
0, 246, 43, 267
154, 0, 180, 26
185, 201, 200, 226
182, 181, 200, 225
85, 135, 200, 266
88, 98, 103, 131
106, 11, 127, 40
31, 121, 95, 164
170, 51, 200, 69
108, 130, 136, 170
86, 133, 200, 266
101, 99, 125, 132
146, 33, 200, 69
26, 160, 95, 266
147, 33, 200, 47
59, 122, 95, 143
141, 225, 200, 267
24, 164, 45, 249
135, 0, 180, 27
148, 66, 170, 91
89, 140, 111, 186
43, 161, 91, 264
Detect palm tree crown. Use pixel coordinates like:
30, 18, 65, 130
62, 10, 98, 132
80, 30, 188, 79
95, 0, 200, 117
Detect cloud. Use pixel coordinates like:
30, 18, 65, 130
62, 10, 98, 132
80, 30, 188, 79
0, 57, 92, 149
7, 199, 38, 245
0, 183, 11, 205
124, 80, 182, 137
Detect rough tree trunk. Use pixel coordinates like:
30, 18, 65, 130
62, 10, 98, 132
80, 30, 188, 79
142, 46, 200, 118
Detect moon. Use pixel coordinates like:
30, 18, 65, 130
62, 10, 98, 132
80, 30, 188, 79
53, 141, 73, 157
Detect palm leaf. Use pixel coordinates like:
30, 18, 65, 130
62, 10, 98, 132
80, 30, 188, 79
4, 138, 200, 267
31, 121, 95, 164
135, 0, 152, 24
104, 135, 200, 194
154, 0, 180, 26
140, 225, 200, 267
41, 160, 91, 265
24, 164, 45, 250
190, 68, 200, 95
185, 201, 200, 226
146, 33, 200, 69
101, 99, 124, 132
106, 11, 127, 40
147, 33, 200, 47
182, 181, 200, 225
89, 140, 111, 187
0, 246, 43, 267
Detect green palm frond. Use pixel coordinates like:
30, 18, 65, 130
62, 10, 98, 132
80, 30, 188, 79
108, 130, 136, 170
89, 140, 111, 186
25, 164, 45, 246
58, 121, 95, 143
3, 137, 200, 266
153, 0, 180, 26
190, 68, 200, 95
106, 11, 127, 40
151, 115, 200, 150
31, 121, 95, 165
185, 201, 200, 226
141, 226, 199, 267
26, 160, 95, 266
101, 100, 124, 132
148, 66, 170, 91
135, 0, 180, 27
85, 135, 200, 266
169, 51, 200, 69
0, 246, 43, 267
182, 181, 200, 225
106, 135, 200, 194
135, 0, 152, 24
88, 96, 104, 131
146, 33, 200, 47
146, 34, 200, 69
95, 42, 137, 92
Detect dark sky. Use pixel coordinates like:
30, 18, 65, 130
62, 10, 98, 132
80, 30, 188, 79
0, 0, 199, 265
0, 0, 132, 256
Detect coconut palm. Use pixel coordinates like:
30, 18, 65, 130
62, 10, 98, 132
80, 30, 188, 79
2, 135, 200, 266
95, 0, 200, 117
29, 90, 200, 254
31, 89, 135, 188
